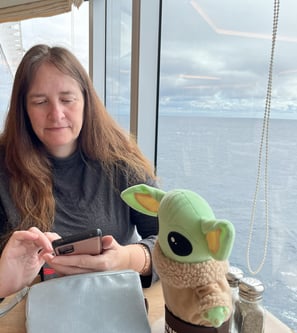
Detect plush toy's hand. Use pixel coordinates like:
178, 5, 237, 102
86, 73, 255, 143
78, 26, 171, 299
203, 306, 229, 328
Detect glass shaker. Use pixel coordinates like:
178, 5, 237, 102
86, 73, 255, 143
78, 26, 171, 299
237, 277, 265, 333
226, 266, 244, 333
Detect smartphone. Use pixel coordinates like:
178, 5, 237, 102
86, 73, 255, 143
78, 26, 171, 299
52, 229, 102, 256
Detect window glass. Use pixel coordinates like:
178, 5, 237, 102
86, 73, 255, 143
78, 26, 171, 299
157, 0, 297, 329
0, 2, 89, 129
0, 41, 13, 126
105, 0, 132, 131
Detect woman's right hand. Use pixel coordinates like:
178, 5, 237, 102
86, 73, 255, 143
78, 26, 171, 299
0, 227, 53, 298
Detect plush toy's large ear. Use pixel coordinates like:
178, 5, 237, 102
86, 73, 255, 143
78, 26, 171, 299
202, 220, 235, 261
121, 184, 166, 217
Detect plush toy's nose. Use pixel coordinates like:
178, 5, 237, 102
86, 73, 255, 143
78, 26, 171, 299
167, 231, 193, 256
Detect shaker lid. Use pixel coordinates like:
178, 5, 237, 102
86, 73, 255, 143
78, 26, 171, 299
226, 266, 244, 286
239, 277, 264, 301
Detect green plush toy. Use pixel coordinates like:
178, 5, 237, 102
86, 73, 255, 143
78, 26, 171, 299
121, 184, 235, 333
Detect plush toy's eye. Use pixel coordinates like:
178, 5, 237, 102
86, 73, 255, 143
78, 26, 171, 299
167, 231, 192, 256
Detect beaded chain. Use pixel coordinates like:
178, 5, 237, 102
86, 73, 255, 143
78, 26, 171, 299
246, 0, 280, 275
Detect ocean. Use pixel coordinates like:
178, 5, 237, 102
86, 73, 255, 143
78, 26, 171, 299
138, 114, 297, 330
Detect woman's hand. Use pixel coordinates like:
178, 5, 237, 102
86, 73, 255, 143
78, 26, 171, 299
0, 227, 53, 297
43, 235, 147, 276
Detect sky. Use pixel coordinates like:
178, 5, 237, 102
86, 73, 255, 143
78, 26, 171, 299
1, 0, 297, 120
157, 0, 297, 118
21, 3, 89, 70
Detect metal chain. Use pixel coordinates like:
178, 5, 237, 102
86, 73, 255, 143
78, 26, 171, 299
246, 0, 280, 275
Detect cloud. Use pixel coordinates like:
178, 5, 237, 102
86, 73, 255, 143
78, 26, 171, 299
157, 0, 297, 117
2, 0, 297, 119
21, 3, 89, 70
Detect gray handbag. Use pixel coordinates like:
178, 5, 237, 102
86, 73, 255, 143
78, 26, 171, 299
26, 270, 151, 333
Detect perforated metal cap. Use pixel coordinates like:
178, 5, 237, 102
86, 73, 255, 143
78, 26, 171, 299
226, 266, 244, 287
239, 277, 265, 301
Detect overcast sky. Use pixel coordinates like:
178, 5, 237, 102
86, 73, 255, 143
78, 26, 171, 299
1, 0, 297, 120
158, 0, 297, 117
21, 3, 89, 70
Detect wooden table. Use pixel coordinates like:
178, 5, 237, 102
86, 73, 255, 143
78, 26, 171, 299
0, 280, 295, 333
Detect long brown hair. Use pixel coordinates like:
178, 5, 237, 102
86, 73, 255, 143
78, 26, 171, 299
0, 44, 156, 232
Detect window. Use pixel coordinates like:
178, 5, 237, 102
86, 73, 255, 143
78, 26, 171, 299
105, 0, 132, 131
157, 0, 297, 329
95, 1, 297, 328
98, 0, 160, 160
0, 2, 89, 129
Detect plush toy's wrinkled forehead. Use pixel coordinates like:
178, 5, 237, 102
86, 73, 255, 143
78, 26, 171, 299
158, 189, 216, 224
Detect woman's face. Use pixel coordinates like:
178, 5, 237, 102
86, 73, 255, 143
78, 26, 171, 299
26, 62, 84, 158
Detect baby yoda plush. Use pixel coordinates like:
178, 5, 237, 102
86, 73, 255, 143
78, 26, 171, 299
121, 184, 235, 333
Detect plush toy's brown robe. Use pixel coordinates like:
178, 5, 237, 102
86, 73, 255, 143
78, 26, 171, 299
153, 241, 232, 327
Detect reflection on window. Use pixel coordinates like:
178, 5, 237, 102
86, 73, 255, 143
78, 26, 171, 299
0, 43, 13, 126
157, 0, 297, 329
105, 0, 132, 131
0, 2, 89, 129
21, 3, 89, 70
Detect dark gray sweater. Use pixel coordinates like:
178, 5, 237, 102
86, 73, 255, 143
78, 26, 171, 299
0, 149, 159, 285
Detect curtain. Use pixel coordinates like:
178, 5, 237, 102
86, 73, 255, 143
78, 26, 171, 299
0, 0, 84, 23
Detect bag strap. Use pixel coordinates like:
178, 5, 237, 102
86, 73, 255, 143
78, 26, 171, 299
0, 287, 29, 318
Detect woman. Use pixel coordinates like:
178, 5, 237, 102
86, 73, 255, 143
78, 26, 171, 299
0, 44, 158, 296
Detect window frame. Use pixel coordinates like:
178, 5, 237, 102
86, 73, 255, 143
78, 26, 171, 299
89, 0, 161, 166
